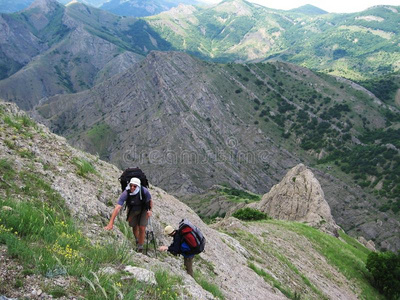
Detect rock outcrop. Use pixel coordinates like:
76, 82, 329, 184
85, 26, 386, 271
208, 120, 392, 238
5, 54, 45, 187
358, 237, 377, 252
251, 164, 339, 235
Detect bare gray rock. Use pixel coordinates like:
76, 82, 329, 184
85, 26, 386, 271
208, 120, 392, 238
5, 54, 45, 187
358, 237, 376, 252
252, 164, 338, 235
123, 266, 157, 285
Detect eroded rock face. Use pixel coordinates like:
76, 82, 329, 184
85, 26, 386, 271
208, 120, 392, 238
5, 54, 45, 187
254, 164, 338, 235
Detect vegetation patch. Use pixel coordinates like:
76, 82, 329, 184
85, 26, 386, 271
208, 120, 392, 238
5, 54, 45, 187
218, 186, 260, 203
194, 271, 225, 299
319, 127, 400, 213
248, 262, 300, 300
0, 159, 182, 299
84, 122, 115, 159
72, 157, 97, 178
366, 251, 400, 300
358, 75, 400, 105
232, 207, 268, 221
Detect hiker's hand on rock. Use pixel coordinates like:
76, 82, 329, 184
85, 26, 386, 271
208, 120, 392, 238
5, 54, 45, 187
159, 246, 168, 252
104, 223, 113, 230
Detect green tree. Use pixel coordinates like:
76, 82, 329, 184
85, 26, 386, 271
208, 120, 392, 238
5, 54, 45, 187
366, 251, 400, 299
232, 208, 268, 221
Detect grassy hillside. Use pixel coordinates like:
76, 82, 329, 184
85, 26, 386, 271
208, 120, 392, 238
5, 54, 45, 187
145, 0, 400, 80
217, 217, 383, 300
218, 61, 400, 216
358, 73, 400, 107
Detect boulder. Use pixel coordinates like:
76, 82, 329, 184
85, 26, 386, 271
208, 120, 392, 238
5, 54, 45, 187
123, 266, 157, 285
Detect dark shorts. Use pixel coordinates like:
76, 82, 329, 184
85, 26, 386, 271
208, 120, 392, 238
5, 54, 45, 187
127, 209, 148, 227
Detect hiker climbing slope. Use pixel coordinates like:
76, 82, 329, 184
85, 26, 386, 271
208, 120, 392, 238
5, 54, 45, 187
105, 177, 152, 252
159, 219, 205, 277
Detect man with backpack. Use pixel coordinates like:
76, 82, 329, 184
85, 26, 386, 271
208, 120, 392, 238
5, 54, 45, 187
158, 219, 205, 277
104, 177, 152, 253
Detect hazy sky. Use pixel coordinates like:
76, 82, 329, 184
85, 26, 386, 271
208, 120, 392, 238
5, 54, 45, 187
202, 0, 400, 13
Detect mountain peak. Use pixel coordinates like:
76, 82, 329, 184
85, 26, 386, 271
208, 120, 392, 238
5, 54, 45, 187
289, 4, 328, 15
160, 3, 197, 16
66, 0, 79, 7
213, 0, 253, 16
25, 0, 62, 13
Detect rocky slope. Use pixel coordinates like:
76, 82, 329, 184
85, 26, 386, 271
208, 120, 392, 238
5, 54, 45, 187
0, 0, 173, 109
33, 50, 400, 251
0, 100, 382, 299
34, 51, 300, 195
0, 100, 283, 299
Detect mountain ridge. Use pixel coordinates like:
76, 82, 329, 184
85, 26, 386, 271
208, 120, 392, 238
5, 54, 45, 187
145, 1, 400, 79
0, 100, 384, 299
33, 50, 400, 251
0, 0, 173, 109
289, 4, 328, 15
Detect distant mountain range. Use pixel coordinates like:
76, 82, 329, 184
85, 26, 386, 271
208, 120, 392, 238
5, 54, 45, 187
289, 4, 328, 15
1, 0, 399, 79
146, 0, 400, 80
0, 0, 200, 16
0, 0, 167, 109
99, 0, 200, 17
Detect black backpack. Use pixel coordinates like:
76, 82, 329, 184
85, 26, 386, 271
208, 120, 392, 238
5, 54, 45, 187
119, 167, 149, 191
178, 219, 206, 255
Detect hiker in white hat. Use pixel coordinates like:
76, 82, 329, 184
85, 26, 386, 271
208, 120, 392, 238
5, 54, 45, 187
105, 177, 152, 252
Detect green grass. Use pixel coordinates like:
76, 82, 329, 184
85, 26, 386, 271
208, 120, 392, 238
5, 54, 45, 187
0, 158, 182, 298
3, 114, 37, 136
269, 220, 383, 300
115, 216, 135, 242
72, 157, 97, 178
248, 262, 300, 300
218, 186, 261, 203
223, 220, 383, 300
194, 271, 225, 299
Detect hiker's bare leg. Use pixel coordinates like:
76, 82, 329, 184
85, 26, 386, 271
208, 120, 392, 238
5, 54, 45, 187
133, 225, 139, 241
138, 225, 146, 245
184, 257, 194, 277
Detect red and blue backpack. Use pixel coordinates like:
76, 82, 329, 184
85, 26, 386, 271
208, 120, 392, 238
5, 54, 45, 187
178, 219, 206, 254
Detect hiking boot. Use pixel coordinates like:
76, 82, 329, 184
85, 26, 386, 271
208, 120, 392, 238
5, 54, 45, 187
136, 244, 144, 253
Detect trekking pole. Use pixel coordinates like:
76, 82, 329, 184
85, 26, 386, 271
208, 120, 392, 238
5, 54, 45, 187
145, 217, 157, 257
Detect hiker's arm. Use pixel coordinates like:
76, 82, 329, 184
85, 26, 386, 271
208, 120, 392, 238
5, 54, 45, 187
146, 200, 153, 219
144, 188, 152, 219
167, 236, 181, 255
104, 204, 122, 230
